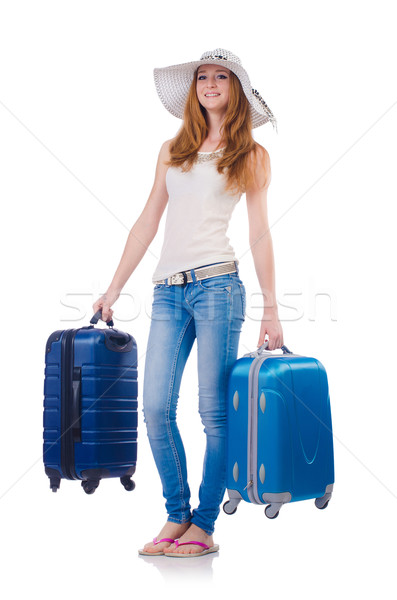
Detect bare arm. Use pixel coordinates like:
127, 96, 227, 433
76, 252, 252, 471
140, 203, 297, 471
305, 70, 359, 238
92, 140, 171, 321
246, 145, 284, 350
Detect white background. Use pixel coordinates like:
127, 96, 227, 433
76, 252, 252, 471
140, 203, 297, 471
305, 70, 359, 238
0, 0, 396, 596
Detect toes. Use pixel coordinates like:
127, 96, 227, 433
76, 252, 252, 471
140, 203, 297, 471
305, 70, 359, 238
143, 541, 168, 553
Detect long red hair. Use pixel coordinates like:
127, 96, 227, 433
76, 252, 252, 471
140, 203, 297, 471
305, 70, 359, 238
166, 68, 261, 195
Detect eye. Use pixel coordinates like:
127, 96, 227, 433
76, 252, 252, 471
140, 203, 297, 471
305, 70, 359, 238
198, 75, 206, 80
217, 74, 227, 79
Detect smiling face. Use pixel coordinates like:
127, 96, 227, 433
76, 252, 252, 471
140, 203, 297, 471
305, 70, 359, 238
196, 63, 231, 114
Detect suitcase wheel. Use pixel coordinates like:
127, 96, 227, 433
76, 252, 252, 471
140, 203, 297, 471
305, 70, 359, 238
49, 477, 61, 493
315, 498, 330, 510
81, 480, 100, 494
223, 500, 238, 515
315, 491, 332, 510
265, 504, 280, 519
120, 476, 136, 492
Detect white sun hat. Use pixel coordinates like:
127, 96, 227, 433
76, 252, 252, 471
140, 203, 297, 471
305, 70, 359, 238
153, 48, 277, 131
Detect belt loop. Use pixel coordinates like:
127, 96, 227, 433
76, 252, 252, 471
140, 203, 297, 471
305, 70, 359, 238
190, 268, 197, 284
234, 259, 239, 275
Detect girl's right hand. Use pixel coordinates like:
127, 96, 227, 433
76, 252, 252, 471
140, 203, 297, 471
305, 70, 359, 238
92, 289, 120, 323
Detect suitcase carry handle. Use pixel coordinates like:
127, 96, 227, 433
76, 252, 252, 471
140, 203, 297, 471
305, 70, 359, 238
90, 310, 114, 328
72, 367, 82, 442
89, 311, 135, 353
244, 341, 293, 357
258, 341, 292, 354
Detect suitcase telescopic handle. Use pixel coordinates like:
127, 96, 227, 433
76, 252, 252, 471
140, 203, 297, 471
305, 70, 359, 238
90, 310, 114, 328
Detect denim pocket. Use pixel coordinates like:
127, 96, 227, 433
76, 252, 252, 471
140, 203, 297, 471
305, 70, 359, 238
198, 274, 232, 292
229, 272, 244, 285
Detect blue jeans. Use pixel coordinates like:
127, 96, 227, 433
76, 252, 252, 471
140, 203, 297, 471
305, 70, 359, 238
142, 262, 246, 535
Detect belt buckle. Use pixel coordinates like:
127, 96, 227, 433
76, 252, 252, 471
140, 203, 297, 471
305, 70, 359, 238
171, 272, 187, 286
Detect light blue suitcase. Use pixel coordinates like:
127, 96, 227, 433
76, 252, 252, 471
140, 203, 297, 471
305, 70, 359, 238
223, 342, 334, 518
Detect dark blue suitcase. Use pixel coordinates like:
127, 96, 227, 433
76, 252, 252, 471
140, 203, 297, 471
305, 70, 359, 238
223, 342, 334, 518
43, 311, 138, 494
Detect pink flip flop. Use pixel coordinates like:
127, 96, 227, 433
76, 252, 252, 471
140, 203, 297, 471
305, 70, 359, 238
138, 537, 176, 556
164, 539, 220, 558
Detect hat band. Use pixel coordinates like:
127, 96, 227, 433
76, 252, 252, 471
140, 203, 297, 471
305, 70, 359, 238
201, 52, 229, 61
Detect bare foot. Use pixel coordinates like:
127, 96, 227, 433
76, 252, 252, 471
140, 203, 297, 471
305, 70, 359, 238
166, 523, 215, 555
140, 521, 191, 554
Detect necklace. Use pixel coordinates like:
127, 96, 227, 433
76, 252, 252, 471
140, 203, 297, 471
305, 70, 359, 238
196, 147, 225, 164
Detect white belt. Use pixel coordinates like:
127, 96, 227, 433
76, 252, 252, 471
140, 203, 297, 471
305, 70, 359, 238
154, 261, 238, 286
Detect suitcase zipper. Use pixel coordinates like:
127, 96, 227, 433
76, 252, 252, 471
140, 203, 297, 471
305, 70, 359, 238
247, 352, 300, 504
60, 329, 78, 480
247, 355, 267, 504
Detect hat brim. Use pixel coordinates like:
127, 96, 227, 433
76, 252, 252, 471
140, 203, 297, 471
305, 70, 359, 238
153, 58, 276, 130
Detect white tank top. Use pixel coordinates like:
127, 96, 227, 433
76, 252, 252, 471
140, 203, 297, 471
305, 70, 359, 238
152, 149, 242, 282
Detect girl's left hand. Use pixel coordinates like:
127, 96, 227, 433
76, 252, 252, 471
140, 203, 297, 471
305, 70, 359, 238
257, 310, 284, 351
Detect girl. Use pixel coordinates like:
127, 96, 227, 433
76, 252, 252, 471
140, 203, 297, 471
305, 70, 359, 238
93, 48, 283, 557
